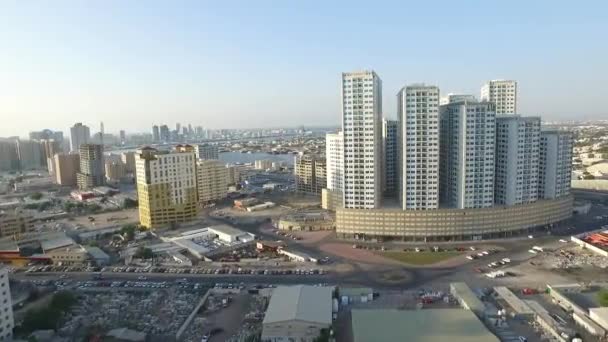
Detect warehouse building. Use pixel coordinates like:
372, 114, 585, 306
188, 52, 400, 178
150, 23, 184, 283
262, 285, 333, 342
493, 286, 534, 318
350, 309, 499, 342
450, 282, 486, 318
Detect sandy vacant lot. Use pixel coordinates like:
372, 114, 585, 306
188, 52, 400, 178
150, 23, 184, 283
290, 230, 333, 244
319, 242, 401, 265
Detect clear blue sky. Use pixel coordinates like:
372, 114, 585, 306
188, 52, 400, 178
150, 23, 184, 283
1, 0, 607, 137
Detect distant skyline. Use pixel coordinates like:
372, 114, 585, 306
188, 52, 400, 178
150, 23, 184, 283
1, 1, 607, 137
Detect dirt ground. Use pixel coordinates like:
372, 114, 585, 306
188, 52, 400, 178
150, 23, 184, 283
290, 230, 333, 244
206, 293, 253, 342
63, 208, 139, 228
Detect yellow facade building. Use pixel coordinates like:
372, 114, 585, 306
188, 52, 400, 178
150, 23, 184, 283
136, 145, 198, 229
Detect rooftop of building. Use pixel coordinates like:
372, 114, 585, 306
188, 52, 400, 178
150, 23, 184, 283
208, 224, 247, 237
40, 235, 76, 252
84, 246, 110, 260
351, 309, 499, 342
590, 307, 608, 322
450, 282, 486, 313
106, 327, 146, 342
263, 285, 333, 325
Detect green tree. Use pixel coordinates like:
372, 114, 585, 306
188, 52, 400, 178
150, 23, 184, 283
29, 192, 43, 200
16, 291, 76, 336
123, 198, 139, 209
313, 329, 331, 342
135, 247, 153, 259
50, 291, 76, 311
86, 203, 102, 213
598, 289, 608, 307
120, 224, 136, 241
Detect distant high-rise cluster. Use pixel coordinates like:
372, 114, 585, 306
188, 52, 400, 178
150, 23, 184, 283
152, 123, 207, 143
326, 71, 572, 212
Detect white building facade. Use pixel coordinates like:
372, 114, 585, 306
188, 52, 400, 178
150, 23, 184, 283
539, 130, 573, 199
495, 115, 541, 206
398, 84, 440, 210
341, 71, 383, 209
325, 131, 344, 192
481, 80, 517, 114
440, 100, 496, 209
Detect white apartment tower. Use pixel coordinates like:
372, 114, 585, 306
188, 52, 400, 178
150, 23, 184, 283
495, 115, 541, 206
539, 130, 573, 199
382, 119, 399, 195
70, 122, 90, 152
325, 131, 344, 192
440, 100, 496, 209
0, 267, 13, 341
481, 80, 517, 114
341, 71, 383, 209
398, 84, 440, 210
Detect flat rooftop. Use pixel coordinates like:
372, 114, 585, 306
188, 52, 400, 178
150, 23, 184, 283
351, 309, 499, 342
208, 224, 246, 237
263, 285, 333, 325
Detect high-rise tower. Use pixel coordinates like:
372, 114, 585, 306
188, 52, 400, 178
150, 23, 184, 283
341, 71, 382, 209
440, 100, 496, 209
481, 80, 517, 114
398, 84, 440, 210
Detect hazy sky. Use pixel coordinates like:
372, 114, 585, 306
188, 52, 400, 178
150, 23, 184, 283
1, 1, 607, 137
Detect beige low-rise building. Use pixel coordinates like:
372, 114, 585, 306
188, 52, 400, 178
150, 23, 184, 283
262, 285, 333, 342
45, 245, 89, 265
41, 236, 89, 265
0, 209, 35, 239
277, 211, 334, 231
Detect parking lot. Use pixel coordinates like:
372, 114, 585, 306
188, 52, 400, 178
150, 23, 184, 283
19, 264, 329, 277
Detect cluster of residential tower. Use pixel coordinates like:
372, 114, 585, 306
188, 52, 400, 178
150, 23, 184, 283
324, 72, 573, 212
